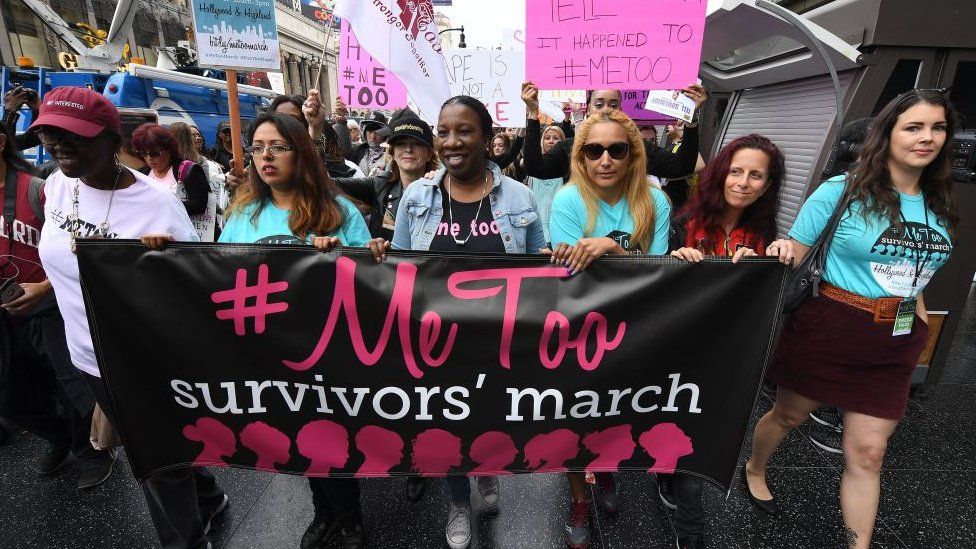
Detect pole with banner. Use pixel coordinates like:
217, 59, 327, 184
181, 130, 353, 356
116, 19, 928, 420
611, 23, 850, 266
189, 0, 282, 169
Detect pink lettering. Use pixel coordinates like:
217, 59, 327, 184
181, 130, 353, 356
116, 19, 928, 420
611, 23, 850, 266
539, 311, 626, 370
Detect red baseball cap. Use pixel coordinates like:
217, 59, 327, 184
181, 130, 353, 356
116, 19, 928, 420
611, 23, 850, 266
29, 86, 121, 138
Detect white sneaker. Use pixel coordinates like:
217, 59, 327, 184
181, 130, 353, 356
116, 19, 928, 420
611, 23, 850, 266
445, 502, 471, 549
476, 476, 500, 510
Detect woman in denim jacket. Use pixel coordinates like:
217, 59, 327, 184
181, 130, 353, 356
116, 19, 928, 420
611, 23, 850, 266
369, 95, 545, 549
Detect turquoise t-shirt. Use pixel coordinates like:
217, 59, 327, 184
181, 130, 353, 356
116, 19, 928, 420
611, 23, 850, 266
789, 176, 953, 299
218, 195, 370, 247
548, 184, 672, 255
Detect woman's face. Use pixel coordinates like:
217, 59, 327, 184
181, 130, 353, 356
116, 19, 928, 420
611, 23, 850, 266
38, 127, 113, 179
392, 138, 432, 173
350, 126, 361, 142
145, 147, 172, 173
542, 129, 562, 153
723, 148, 771, 212
190, 126, 205, 152
583, 122, 631, 190
251, 121, 296, 188
888, 102, 948, 173
436, 104, 488, 181
587, 90, 622, 116
492, 136, 508, 156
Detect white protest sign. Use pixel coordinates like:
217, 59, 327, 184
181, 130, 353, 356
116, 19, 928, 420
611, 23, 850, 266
502, 29, 526, 51
267, 72, 286, 94
538, 89, 585, 122
191, 0, 281, 71
444, 50, 526, 128
644, 89, 696, 123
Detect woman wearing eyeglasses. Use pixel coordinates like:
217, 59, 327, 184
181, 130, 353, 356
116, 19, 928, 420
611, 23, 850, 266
130, 123, 209, 216
214, 112, 371, 549
368, 95, 546, 549
546, 109, 671, 549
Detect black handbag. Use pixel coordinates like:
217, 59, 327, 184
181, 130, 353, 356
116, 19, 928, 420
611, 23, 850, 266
781, 180, 852, 313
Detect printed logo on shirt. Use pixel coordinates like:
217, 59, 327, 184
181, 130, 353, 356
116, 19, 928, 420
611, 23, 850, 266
0, 215, 41, 248
606, 230, 642, 253
256, 235, 304, 245
51, 207, 120, 240
436, 220, 502, 239
870, 221, 952, 296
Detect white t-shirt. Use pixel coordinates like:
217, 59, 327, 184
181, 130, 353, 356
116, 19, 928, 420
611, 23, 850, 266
38, 168, 199, 378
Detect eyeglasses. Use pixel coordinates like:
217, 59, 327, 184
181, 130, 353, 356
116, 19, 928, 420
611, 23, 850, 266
139, 150, 163, 158
244, 144, 295, 157
35, 127, 85, 147
581, 142, 630, 161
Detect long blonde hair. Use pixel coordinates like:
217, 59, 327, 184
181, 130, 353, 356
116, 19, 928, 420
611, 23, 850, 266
569, 110, 654, 252
541, 125, 566, 153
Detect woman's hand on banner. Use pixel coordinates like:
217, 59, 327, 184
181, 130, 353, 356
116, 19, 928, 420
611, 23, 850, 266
2, 280, 52, 315
522, 82, 540, 119
670, 247, 705, 263
141, 233, 175, 250
367, 238, 391, 262
549, 238, 623, 274
312, 236, 341, 252
731, 247, 758, 264
766, 239, 800, 265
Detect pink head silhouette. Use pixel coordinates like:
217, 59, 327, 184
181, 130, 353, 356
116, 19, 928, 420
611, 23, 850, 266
183, 417, 237, 466
582, 424, 636, 470
411, 429, 462, 476
638, 423, 694, 474
355, 425, 404, 477
523, 429, 580, 472
297, 420, 350, 476
240, 421, 292, 472
470, 431, 519, 475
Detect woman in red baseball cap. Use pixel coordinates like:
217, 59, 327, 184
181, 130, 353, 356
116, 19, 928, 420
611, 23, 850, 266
31, 86, 227, 549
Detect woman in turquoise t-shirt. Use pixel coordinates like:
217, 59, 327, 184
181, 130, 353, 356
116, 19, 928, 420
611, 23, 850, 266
743, 90, 959, 549
546, 109, 670, 549
220, 112, 370, 548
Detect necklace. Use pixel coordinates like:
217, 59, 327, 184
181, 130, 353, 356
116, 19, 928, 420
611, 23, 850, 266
446, 170, 489, 246
70, 167, 123, 254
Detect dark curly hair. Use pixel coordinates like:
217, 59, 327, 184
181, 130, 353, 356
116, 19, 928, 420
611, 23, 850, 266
851, 89, 959, 236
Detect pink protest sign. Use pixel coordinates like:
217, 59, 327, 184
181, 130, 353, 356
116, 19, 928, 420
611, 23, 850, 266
339, 19, 408, 109
525, 0, 708, 90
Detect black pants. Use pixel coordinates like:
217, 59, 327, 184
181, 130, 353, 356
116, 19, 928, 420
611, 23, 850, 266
84, 372, 225, 549
1, 311, 100, 463
670, 473, 705, 537
308, 477, 361, 518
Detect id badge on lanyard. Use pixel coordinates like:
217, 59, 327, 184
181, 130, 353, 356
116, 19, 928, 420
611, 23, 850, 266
893, 209, 929, 337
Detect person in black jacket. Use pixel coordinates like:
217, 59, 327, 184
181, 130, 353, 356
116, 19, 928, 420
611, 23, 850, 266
519, 82, 708, 182
130, 123, 210, 216
209, 120, 235, 173
336, 110, 439, 241
2, 86, 41, 152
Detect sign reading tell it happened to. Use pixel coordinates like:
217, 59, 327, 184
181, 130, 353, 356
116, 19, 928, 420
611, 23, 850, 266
526, 0, 708, 90
77, 242, 787, 491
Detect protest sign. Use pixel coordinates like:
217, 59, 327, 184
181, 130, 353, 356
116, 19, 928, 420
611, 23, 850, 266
78, 242, 787, 490
502, 29, 526, 51
525, 0, 707, 90
621, 89, 677, 124
644, 89, 697, 123
190, 0, 281, 71
335, 0, 451, 122
538, 89, 585, 123
444, 50, 525, 127
339, 19, 409, 110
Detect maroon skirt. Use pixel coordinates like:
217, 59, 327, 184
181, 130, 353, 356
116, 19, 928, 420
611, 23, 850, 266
768, 294, 929, 420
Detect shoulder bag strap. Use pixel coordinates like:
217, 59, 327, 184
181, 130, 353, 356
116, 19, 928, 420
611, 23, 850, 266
4, 168, 18, 232
810, 179, 853, 297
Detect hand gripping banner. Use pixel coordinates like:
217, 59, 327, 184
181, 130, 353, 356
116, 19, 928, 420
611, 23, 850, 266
76, 242, 787, 489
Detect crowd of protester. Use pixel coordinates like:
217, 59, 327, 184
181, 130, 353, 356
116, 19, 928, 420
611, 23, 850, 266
0, 77, 958, 549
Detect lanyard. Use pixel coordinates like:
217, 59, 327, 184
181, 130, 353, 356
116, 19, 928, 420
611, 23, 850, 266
898, 204, 930, 298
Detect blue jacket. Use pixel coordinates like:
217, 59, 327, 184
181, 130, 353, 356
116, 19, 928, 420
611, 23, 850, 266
392, 160, 547, 254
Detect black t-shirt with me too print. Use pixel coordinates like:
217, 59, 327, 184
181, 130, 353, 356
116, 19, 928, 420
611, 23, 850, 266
429, 184, 506, 253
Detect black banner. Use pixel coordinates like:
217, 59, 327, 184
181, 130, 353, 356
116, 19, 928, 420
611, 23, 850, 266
77, 242, 786, 489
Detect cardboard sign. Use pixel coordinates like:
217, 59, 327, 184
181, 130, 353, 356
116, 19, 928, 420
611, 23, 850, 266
191, 0, 281, 71
525, 0, 707, 90
644, 89, 697, 123
339, 19, 408, 110
444, 50, 526, 127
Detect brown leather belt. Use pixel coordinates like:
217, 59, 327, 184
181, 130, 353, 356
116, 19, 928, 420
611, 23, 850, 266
819, 282, 902, 323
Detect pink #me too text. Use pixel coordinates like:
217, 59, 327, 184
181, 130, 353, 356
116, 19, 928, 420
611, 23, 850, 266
272, 257, 627, 379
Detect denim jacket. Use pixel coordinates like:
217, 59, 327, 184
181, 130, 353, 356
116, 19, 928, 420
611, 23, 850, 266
392, 161, 547, 253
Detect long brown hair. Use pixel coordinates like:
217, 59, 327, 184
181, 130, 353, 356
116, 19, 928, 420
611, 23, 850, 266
569, 110, 655, 251
852, 89, 959, 236
229, 113, 345, 240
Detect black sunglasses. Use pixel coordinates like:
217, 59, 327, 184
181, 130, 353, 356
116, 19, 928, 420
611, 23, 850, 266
582, 142, 630, 161
35, 127, 85, 147
138, 150, 163, 158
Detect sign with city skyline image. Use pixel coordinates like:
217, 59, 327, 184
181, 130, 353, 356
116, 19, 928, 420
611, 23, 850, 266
191, 0, 281, 71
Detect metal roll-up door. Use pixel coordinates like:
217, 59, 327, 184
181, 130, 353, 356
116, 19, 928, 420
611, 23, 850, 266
720, 72, 855, 236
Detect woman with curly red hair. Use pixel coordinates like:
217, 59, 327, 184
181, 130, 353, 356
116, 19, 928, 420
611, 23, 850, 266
131, 123, 209, 216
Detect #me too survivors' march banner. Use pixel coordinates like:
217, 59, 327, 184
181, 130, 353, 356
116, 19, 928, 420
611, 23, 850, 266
526, 0, 708, 90
77, 242, 787, 490
191, 0, 281, 71
444, 50, 526, 128
339, 19, 409, 110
